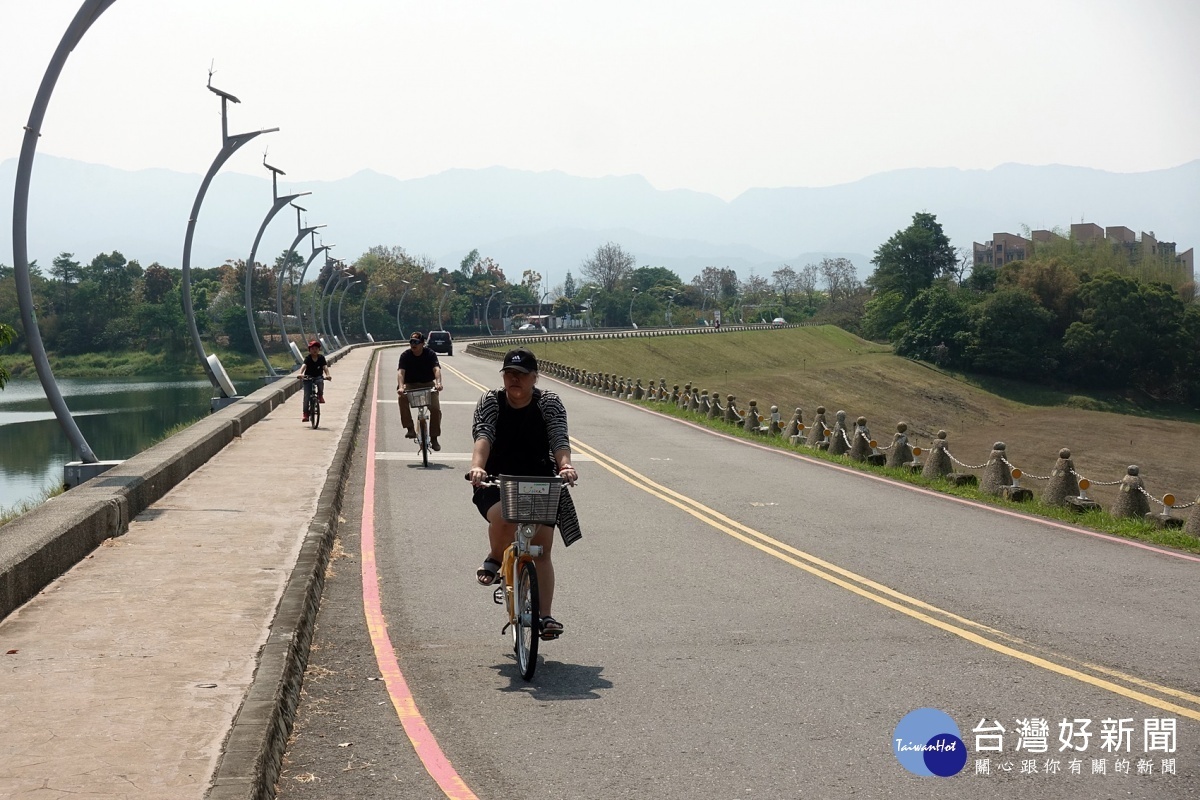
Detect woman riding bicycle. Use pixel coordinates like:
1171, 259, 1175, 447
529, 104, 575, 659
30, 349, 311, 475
298, 340, 331, 422
467, 347, 580, 640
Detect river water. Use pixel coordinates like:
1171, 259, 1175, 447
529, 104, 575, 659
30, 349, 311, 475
0, 376, 226, 511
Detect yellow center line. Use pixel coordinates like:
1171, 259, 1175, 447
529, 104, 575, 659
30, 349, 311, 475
569, 436, 1200, 720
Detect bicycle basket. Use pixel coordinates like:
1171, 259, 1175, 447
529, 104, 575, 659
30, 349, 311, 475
407, 388, 433, 408
498, 475, 563, 524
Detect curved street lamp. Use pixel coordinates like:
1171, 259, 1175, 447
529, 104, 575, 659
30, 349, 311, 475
484, 284, 502, 336
665, 291, 678, 327
322, 265, 350, 348
275, 203, 324, 367
297, 236, 330, 344
436, 281, 453, 330
362, 284, 382, 341
328, 271, 354, 349
586, 295, 596, 329
244, 158, 310, 379
337, 279, 364, 345
395, 279, 412, 336
629, 287, 640, 329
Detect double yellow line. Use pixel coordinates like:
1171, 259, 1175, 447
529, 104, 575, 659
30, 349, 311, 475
570, 437, 1200, 722
447, 359, 1200, 720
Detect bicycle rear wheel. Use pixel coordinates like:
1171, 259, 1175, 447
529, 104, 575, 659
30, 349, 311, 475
513, 560, 540, 680
419, 411, 429, 468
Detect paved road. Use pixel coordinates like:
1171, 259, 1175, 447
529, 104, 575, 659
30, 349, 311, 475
279, 347, 1200, 799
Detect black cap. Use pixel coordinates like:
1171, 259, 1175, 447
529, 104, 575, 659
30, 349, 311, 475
500, 348, 538, 374
409, 331, 425, 343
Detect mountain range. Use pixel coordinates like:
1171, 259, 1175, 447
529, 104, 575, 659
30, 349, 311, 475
2, 155, 1197, 285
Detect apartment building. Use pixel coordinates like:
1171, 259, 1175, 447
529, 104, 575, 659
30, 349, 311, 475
973, 223, 1193, 283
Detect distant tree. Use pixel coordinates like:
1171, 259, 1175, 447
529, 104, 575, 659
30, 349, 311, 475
818, 257, 859, 303
772, 265, 799, 305
868, 212, 957, 303
692, 266, 739, 303
459, 248, 480, 278
580, 242, 635, 292
894, 282, 976, 367
0, 322, 13, 388
965, 288, 1058, 379
861, 290, 908, 342
563, 271, 577, 299
996, 257, 1079, 337
141, 263, 175, 305
630, 266, 682, 292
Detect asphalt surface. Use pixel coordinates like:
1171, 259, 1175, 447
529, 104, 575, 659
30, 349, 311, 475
278, 347, 1200, 800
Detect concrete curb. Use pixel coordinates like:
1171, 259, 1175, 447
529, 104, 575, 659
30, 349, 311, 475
206, 347, 377, 800
0, 349, 356, 625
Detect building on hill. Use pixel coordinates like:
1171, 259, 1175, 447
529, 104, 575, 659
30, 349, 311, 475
974, 223, 1193, 283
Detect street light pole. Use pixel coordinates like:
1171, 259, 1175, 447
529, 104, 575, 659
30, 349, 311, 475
395, 279, 412, 336
297, 236, 330, 344
337, 279, 363, 345
665, 292, 676, 327
484, 285, 501, 336
436, 282, 453, 330
328, 271, 353, 349
244, 157, 310, 379
276, 203, 324, 367
362, 284, 382, 341
322, 265, 349, 348
629, 287, 639, 329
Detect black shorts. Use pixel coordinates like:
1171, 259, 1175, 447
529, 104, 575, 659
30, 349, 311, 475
472, 485, 501, 520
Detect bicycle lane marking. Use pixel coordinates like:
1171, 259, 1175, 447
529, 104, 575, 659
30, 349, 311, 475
568, 436, 1200, 721
360, 354, 480, 800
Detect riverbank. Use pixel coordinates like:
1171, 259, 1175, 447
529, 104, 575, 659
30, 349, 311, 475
0, 347, 296, 381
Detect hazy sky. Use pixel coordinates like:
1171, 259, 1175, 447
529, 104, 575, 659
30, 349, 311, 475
2, 0, 1198, 201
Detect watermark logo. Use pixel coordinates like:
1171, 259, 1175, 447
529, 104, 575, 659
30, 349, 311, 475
893, 708, 968, 777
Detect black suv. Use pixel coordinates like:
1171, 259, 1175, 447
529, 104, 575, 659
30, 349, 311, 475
427, 330, 453, 356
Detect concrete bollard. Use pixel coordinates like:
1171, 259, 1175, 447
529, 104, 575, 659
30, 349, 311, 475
1044, 448, 1081, 507
980, 443, 1014, 496
633, 379, 644, 401
679, 383, 692, 408
658, 379, 667, 401
1184, 496, 1200, 538
744, 400, 762, 433
1112, 466, 1150, 519
808, 407, 828, 450
768, 406, 782, 436
699, 390, 710, 415
724, 395, 740, 425
783, 407, 803, 442
689, 387, 701, 412
921, 431, 953, 479
828, 410, 850, 456
709, 391, 723, 419
848, 417, 873, 462
885, 422, 913, 469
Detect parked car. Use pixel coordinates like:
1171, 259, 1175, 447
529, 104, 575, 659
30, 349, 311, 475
517, 323, 547, 333
427, 330, 453, 356
771, 317, 787, 327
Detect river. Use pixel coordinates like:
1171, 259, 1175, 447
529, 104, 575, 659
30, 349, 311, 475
0, 376, 228, 512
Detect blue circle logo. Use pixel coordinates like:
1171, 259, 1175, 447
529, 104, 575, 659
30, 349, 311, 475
892, 708, 968, 777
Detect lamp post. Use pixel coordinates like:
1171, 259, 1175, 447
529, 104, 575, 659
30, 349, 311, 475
322, 266, 350, 349
484, 285, 502, 336
436, 281, 453, 330
276, 202, 324, 367
665, 291, 677, 327
328, 271, 354, 349
395, 279, 412, 336
503, 302, 512, 334
586, 295, 596, 329
244, 156, 310, 379
337, 278, 363, 345
297, 236, 330, 344
362, 284, 382, 341
629, 287, 639, 329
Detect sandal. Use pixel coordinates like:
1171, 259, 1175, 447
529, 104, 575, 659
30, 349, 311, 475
476, 558, 501, 586
540, 616, 564, 641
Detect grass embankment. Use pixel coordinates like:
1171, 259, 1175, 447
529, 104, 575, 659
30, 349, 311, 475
1, 347, 295, 380
529, 327, 1200, 552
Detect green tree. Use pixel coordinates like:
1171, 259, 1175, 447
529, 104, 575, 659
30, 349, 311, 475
0, 322, 13, 388
563, 271, 577, 299
894, 282, 977, 366
868, 212, 957, 306
580, 242, 635, 292
629, 266, 682, 292
965, 288, 1058, 379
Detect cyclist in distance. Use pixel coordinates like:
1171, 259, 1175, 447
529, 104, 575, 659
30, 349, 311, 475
298, 340, 330, 423
397, 331, 444, 450
467, 347, 581, 640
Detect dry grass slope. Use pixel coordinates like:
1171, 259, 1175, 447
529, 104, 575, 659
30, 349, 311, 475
532, 327, 1200, 511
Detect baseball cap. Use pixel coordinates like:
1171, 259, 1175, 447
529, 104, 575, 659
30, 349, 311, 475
500, 348, 538, 374
409, 331, 425, 343
307, 340, 321, 349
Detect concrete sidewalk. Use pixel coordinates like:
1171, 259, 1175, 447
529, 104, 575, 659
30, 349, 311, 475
0, 345, 377, 799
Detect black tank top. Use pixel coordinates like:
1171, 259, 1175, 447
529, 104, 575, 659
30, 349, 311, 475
486, 390, 553, 476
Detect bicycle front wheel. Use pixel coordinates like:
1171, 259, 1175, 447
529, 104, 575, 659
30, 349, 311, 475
514, 560, 540, 680
310, 393, 320, 429
419, 411, 429, 468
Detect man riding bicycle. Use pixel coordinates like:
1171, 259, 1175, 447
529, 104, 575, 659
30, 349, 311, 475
397, 331, 444, 450
298, 340, 330, 423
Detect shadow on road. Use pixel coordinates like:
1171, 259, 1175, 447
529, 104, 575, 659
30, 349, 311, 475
492, 659, 613, 700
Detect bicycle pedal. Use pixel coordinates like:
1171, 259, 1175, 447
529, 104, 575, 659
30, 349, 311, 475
492, 586, 504, 604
